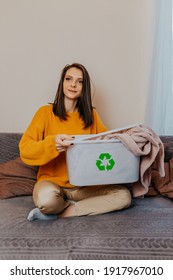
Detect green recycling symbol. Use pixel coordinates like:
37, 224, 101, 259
96, 153, 115, 171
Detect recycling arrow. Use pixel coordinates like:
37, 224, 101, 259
96, 153, 115, 171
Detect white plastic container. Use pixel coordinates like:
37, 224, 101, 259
66, 125, 140, 186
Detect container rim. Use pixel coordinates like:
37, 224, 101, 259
67, 139, 121, 144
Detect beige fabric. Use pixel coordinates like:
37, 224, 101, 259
33, 181, 70, 214
71, 185, 131, 216
33, 181, 131, 216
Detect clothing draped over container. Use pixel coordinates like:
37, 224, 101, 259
91, 125, 165, 197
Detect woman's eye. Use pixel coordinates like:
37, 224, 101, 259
65, 77, 71, 81
79, 80, 83, 84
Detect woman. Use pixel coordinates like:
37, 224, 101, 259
19, 63, 131, 221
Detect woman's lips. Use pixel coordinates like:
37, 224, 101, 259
68, 89, 77, 93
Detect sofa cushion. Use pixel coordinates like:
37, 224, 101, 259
0, 133, 22, 163
0, 157, 38, 199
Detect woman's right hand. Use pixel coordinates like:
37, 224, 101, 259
55, 134, 74, 153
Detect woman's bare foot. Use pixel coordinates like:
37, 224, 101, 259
58, 204, 77, 218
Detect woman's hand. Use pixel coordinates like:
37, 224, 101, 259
55, 134, 74, 153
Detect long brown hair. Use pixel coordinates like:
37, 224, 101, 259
52, 63, 93, 128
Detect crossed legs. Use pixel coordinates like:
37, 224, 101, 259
28, 180, 131, 221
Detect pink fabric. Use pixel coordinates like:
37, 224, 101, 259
96, 125, 165, 197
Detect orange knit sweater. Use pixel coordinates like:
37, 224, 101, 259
19, 105, 107, 188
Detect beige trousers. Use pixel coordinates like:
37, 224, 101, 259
33, 180, 131, 216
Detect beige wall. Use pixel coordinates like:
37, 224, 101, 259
0, 0, 155, 132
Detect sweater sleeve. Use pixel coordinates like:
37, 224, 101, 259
19, 106, 59, 166
92, 109, 108, 133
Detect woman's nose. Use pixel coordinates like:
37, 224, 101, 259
71, 80, 76, 87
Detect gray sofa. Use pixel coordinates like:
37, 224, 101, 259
0, 132, 173, 260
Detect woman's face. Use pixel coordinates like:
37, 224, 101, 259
63, 67, 83, 101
